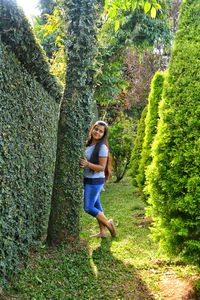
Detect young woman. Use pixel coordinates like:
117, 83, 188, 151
80, 120, 116, 238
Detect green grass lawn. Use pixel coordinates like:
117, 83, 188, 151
5, 177, 199, 299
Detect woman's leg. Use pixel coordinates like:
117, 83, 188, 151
93, 193, 107, 237
93, 188, 116, 237
84, 184, 116, 237
96, 212, 116, 237
84, 184, 103, 217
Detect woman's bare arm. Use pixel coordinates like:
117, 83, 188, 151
80, 157, 107, 172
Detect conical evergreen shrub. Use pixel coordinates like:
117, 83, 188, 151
137, 71, 165, 194
130, 106, 147, 186
146, 0, 200, 263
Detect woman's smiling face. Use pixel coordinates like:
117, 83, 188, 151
92, 125, 105, 141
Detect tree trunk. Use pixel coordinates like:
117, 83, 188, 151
114, 161, 129, 183
47, 0, 97, 246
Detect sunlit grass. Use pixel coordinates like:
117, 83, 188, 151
5, 176, 199, 299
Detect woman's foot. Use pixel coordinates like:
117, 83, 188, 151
90, 232, 107, 238
108, 219, 116, 237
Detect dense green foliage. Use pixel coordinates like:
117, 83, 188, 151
105, 0, 164, 24
146, 0, 200, 263
34, 0, 58, 59
1, 0, 62, 101
130, 106, 147, 186
109, 117, 137, 182
47, 0, 97, 245
0, 0, 61, 285
95, 8, 170, 119
33, 0, 171, 119
137, 71, 165, 192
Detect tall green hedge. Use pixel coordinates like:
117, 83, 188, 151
47, 0, 97, 245
146, 0, 200, 263
1, 0, 62, 101
137, 72, 165, 193
130, 106, 147, 186
0, 0, 61, 285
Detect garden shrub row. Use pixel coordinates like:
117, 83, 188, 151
0, 0, 61, 285
137, 71, 165, 195
146, 0, 200, 264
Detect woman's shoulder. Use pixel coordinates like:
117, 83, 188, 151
100, 143, 108, 150
99, 143, 109, 156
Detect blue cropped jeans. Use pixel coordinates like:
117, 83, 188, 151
84, 183, 104, 217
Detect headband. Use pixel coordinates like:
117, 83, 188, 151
95, 120, 108, 127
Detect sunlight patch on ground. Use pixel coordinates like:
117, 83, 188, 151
89, 257, 98, 278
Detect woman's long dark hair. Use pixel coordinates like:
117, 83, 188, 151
86, 121, 112, 181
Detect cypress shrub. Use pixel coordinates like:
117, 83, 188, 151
0, 0, 61, 285
146, 0, 200, 263
137, 72, 165, 193
130, 106, 147, 186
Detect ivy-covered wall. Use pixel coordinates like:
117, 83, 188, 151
1, 0, 62, 102
0, 0, 61, 285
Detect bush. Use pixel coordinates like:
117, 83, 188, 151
130, 106, 147, 186
146, 0, 200, 264
137, 72, 165, 194
109, 117, 137, 182
0, 0, 61, 285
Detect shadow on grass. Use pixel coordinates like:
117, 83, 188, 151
4, 237, 154, 300
91, 238, 155, 300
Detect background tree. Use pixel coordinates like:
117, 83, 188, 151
38, 0, 56, 19
109, 116, 137, 182
130, 106, 148, 186
95, 6, 170, 123
146, 0, 200, 264
47, 0, 97, 245
34, 0, 58, 59
168, 0, 182, 35
34, 0, 171, 118
123, 49, 166, 115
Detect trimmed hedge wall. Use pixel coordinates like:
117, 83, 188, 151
1, 0, 62, 102
146, 0, 200, 263
137, 72, 165, 194
0, 0, 61, 285
130, 106, 148, 186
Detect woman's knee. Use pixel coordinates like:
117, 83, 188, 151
84, 205, 97, 217
84, 206, 91, 215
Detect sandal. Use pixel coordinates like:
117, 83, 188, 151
108, 219, 116, 237
90, 233, 107, 238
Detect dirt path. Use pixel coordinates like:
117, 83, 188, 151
159, 271, 199, 299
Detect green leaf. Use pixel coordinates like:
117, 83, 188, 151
115, 20, 120, 31
35, 276, 43, 284
131, 1, 137, 11
150, 6, 156, 18
154, 3, 162, 10
144, 2, 151, 14
108, 8, 117, 19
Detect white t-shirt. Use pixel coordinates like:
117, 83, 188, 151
84, 144, 108, 178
